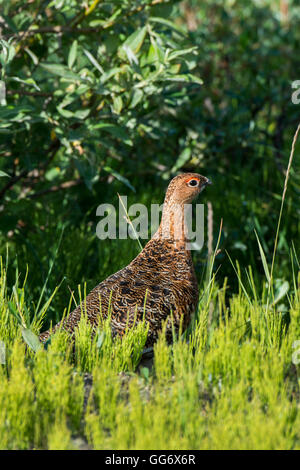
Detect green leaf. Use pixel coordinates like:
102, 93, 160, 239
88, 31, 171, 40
21, 327, 42, 352
112, 95, 123, 114
165, 73, 203, 85
0, 170, 10, 177
10, 76, 41, 91
57, 107, 74, 118
272, 280, 289, 306
73, 108, 90, 120
45, 167, 60, 181
100, 67, 126, 84
171, 147, 191, 172
7, 301, 21, 323
91, 123, 132, 146
130, 88, 143, 108
24, 47, 38, 65
8, 43, 16, 63
149, 17, 186, 35
74, 159, 96, 191
96, 330, 106, 350
0, 41, 16, 66
0, 105, 34, 122
168, 47, 198, 61
40, 63, 82, 81
119, 26, 147, 61
104, 166, 135, 192
147, 41, 164, 64
123, 26, 147, 53
83, 49, 104, 74
68, 40, 78, 69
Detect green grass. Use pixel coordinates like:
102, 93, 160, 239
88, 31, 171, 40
0, 253, 300, 450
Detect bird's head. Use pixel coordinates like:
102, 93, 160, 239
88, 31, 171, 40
164, 173, 212, 205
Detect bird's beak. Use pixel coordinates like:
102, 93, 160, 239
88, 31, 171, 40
204, 177, 212, 186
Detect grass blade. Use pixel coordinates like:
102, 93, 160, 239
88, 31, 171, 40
254, 229, 271, 284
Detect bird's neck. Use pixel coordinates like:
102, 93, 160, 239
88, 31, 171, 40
154, 200, 189, 250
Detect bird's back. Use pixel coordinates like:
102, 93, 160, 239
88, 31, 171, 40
39, 236, 198, 346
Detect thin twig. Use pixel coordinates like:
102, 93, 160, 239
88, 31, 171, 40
27, 179, 82, 199
7, 89, 53, 97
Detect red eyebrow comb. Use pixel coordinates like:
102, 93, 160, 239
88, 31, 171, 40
186, 176, 200, 183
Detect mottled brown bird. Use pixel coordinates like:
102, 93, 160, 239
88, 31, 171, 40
39, 173, 211, 346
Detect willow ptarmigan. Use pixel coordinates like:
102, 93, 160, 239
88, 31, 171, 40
39, 173, 211, 346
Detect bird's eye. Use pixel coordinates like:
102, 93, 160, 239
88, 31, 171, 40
187, 179, 199, 187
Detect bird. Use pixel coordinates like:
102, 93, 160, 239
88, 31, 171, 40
39, 173, 212, 347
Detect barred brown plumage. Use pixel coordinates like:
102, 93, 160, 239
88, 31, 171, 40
39, 173, 211, 346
